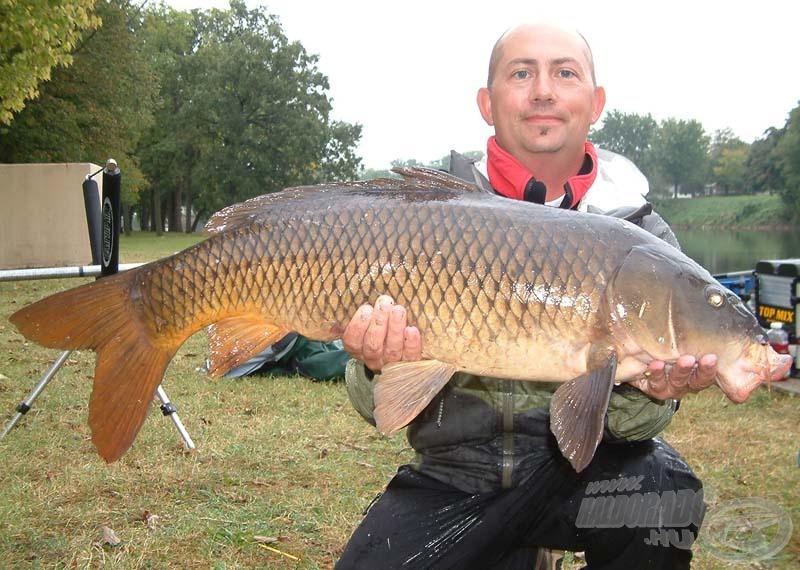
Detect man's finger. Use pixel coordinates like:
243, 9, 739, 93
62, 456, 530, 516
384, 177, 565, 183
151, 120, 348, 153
362, 296, 395, 368
383, 305, 408, 363
655, 356, 690, 396
342, 304, 373, 358
689, 354, 718, 391
402, 326, 422, 361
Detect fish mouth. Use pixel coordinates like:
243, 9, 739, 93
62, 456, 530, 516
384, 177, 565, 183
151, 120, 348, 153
716, 345, 793, 403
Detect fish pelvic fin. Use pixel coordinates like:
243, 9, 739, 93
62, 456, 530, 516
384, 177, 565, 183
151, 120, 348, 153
373, 360, 456, 435
206, 317, 289, 377
550, 353, 618, 473
10, 271, 178, 463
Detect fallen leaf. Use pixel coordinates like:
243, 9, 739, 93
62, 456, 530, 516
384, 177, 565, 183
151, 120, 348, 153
142, 510, 160, 529
254, 536, 279, 544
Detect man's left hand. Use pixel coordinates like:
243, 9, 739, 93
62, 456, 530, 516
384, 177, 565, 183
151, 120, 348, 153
629, 354, 718, 400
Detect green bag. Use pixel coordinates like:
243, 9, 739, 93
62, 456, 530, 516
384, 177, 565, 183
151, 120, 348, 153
225, 333, 349, 381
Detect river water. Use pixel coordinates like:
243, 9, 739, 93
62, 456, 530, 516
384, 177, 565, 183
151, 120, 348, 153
673, 228, 799, 275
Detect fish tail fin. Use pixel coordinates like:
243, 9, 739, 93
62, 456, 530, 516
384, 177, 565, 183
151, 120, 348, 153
10, 271, 178, 462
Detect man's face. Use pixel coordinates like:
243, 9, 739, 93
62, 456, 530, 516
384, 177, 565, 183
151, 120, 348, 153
478, 25, 605, 160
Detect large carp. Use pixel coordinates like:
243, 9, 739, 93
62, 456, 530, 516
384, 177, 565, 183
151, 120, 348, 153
10, 168, 791, 471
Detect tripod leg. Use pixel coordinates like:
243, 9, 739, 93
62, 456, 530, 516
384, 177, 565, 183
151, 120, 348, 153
0, 350, 72, 440
155, 385, 196, 451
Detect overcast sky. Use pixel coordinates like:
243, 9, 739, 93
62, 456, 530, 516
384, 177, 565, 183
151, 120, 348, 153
166, 0, 800, 170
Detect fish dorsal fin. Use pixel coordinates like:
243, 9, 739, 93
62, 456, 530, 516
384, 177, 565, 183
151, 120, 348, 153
204, 167, 483, 235
550, 352, 618, 472
586, 203, 653, 223
373, 359, 456, 435
204, 186, 322, 235
391, 166, 485, 193
206, 316, 288, 376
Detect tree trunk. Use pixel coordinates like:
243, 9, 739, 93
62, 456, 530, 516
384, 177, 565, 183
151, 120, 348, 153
191, 209, 206, 232
122, 202, 133, 236
184, 166, 193, 234
153, 187, 163, 236
168, 183, 184, 233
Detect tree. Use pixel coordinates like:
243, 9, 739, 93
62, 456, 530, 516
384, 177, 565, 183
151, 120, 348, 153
359, 167, 396, 180
317, 120, 363, 182
137, 0, 362, 232
590, 110, 658, 179
709, 129, 749, 195
0, 0, 101, 124
136, 5, 203, 233
0, 0, 159, 207
744, 126, 785, 195
650, 119, 710, 198
774, 103, 800, 219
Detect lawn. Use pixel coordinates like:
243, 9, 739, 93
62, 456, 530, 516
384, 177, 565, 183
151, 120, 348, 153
0, 232, 797, 569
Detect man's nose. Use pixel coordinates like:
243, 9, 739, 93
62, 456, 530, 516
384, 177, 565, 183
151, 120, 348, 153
530, 74, 555, 102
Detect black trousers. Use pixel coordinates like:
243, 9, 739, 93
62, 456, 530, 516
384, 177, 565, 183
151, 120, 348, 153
336, 438, 703, 570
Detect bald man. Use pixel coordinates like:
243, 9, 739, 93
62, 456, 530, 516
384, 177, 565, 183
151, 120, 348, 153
336, 24, 710, 570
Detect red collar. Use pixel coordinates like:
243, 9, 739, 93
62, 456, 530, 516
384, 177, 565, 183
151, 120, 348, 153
486, 137, 598, 209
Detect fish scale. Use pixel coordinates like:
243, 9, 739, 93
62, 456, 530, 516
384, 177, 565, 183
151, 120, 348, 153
10, 167, 791, 468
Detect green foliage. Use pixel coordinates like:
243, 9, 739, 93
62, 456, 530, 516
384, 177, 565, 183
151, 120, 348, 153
652, 193, 793, 228
708, 129, 748, 195
744, 126, 785, 194
0, 0, 362, 235
141, 1, 361, 231
591, 110, 658, 179
0, 0, 159, 201
0, 0, 100, 124
650, 118, 710, 197
137, 0, 362, 233
358, 167, 396, 180
774, 103, 800, 218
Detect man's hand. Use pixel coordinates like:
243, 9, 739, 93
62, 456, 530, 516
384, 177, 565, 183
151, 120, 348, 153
629, 354, 718, 400
341, 295, 422, 372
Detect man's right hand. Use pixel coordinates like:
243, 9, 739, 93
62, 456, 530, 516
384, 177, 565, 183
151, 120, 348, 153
341, 295, 422, 372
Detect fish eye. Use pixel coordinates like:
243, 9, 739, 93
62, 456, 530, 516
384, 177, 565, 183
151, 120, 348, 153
704, 286, 726, 308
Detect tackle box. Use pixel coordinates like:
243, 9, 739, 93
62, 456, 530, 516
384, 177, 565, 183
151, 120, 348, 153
754, 258, 800, 376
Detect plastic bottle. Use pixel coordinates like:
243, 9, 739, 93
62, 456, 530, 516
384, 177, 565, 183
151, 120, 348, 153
766, 322, 790, 380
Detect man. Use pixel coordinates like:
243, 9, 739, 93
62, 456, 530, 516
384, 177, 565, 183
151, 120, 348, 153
336, 24, 716, 569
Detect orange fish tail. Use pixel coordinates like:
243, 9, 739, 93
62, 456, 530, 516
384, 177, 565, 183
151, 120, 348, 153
10, 271, 179, 462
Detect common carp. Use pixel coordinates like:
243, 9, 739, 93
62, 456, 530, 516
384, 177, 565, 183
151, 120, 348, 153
10, 168, 791, 471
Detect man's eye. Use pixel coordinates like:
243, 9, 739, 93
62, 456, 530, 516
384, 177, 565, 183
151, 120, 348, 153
558, 69, 577, 79
512, 70, 530, 80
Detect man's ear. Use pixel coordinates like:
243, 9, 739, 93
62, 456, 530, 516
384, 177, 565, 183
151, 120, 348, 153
477, 87, 494, 126
591, 86, 606, 124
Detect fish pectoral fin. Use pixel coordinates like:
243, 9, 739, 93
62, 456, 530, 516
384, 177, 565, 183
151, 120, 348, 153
373, 360, 456, 436
206, 316, 288, 377
550, 354, 618, 473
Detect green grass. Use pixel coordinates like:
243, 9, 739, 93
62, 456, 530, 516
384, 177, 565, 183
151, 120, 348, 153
119, 231, 205, 262
652, 194, 795, 229
1, 233, 798, 569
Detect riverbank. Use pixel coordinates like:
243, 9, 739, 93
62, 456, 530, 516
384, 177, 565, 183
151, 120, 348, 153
651, 193, 797, 230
